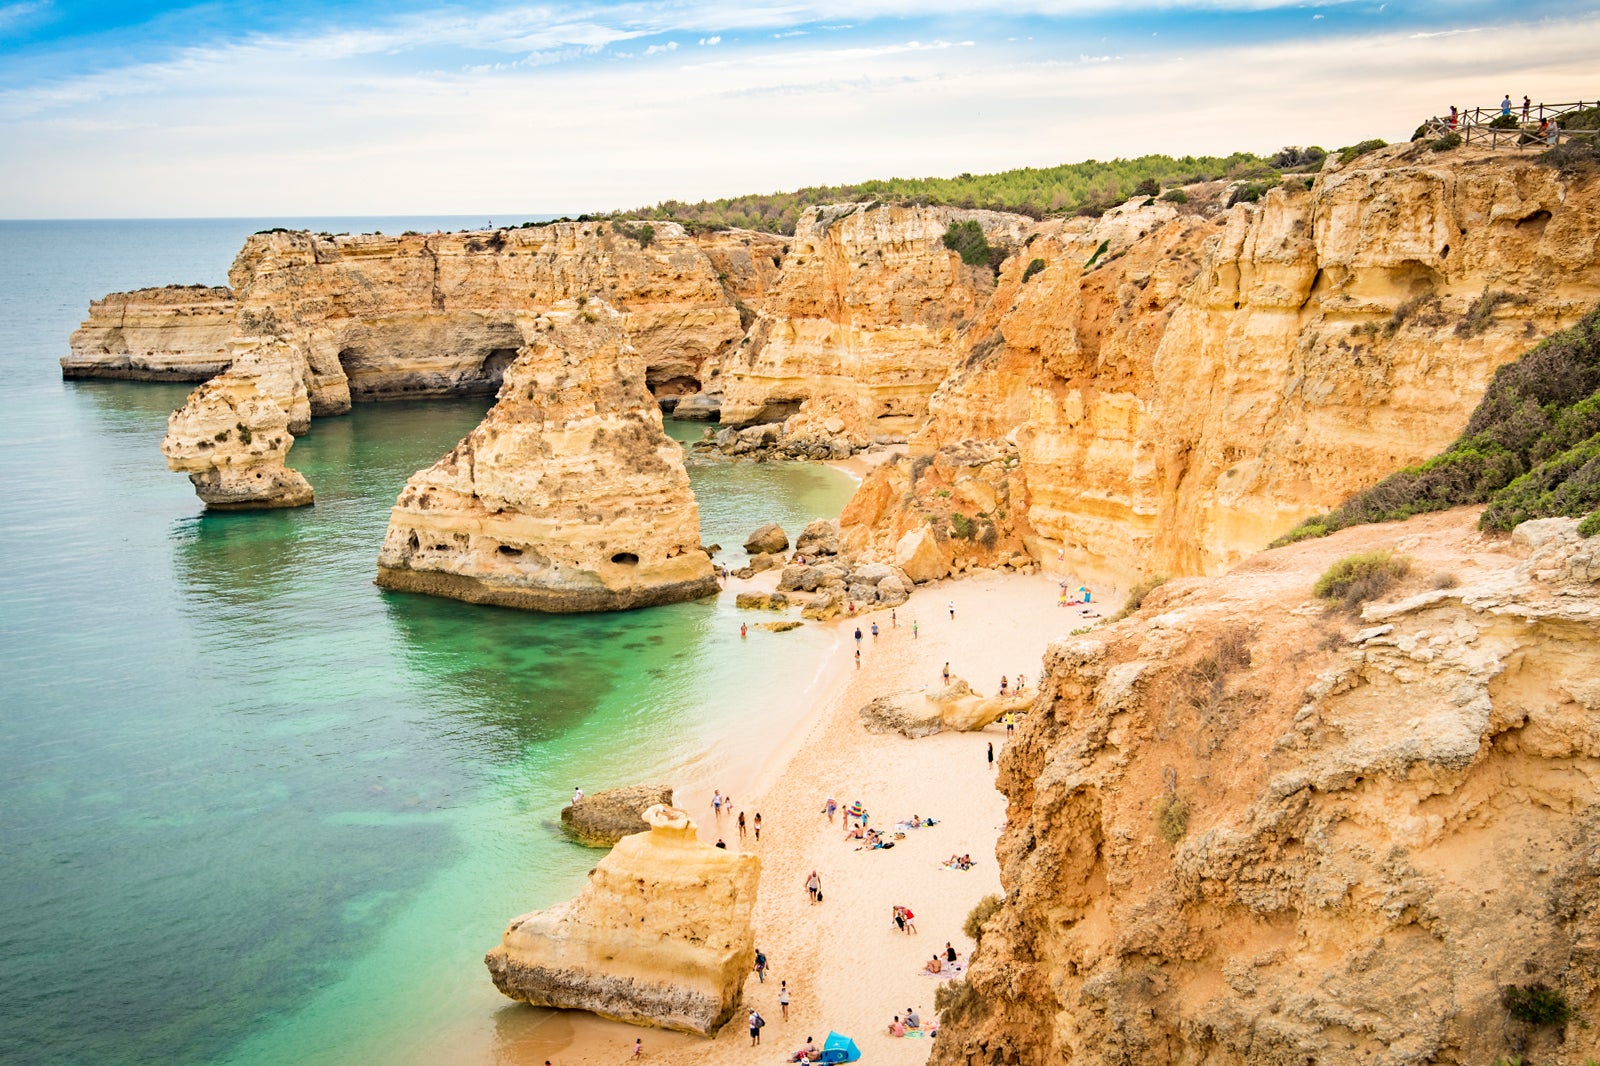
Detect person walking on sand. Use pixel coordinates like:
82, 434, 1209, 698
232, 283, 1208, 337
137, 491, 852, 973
948, 600, 955, 619
823, 797, 837, 822
854, 626, 863, 648
738, 811, 747, 840
712, 790, 723, 818
754, 812, 762, 841
633, 1037, 643, 1057
891, 609, 897, 628
987, 740, 994, 768
755, 949, 768, 981
741, 622, 747, 639
871, 621, 878, 640
805, 869, 822, 904
779, 980, 791, 1020
942, 661, 950, 685
854, 648, 860, 669
912, 620, 918, 639
749, 1009, 764, 1046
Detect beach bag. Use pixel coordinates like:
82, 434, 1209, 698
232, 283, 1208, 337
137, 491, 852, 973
755, 1014, 766, 1030
816, 889, 823, 902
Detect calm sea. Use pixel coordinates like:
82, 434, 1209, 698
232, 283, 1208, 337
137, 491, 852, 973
0, 217, 855, 1066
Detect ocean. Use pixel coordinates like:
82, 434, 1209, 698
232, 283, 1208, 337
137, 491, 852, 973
0, 217, 856, 1065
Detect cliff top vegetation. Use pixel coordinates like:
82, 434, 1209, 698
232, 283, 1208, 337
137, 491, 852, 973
606, 151, 1276, 234
1276, 304, 1600, 543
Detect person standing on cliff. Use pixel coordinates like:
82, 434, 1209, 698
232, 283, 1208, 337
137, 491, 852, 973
1502, 94, 1513, 118
1523, 95, 1532, 120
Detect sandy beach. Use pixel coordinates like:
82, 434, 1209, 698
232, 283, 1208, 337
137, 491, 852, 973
512, 567, 1094, 1065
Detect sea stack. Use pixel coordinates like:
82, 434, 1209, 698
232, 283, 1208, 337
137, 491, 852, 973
485, 804, 760, 1035
376, 304, 719, 611
159, 336, 314, 509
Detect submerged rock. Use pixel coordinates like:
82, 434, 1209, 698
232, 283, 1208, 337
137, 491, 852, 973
376, 306, 719, 612
486, 804, 760, 1035
560, 784, 675, 848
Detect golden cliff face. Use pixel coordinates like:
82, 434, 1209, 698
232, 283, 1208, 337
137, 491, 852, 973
63, 284, 236, 381
934, 509, 1600, 1066
375, 305, 718, 612
856, 149, 1600, 592
717, 204, 1032, 437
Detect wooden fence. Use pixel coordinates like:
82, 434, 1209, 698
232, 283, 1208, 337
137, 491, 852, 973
1417, 101, 1598, 150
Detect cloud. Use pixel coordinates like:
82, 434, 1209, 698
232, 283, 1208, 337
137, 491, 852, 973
643, 40, 679, 55
1409, 26, 1483, 39
699, 35, 721, 45
1079, 53, 1122, 62
0, 0, 48, 34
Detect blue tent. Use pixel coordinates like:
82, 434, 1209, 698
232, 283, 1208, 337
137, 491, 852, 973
820, 1031, 861, 1063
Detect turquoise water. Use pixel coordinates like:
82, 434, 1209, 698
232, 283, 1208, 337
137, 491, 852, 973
0, 219, 855, 1066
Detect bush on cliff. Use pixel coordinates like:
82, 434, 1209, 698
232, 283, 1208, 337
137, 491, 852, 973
1275, 306, 1600, 542
1314, 551, 1411, 611
1337, 139, 1388, 165
964, 893, 1003, 942
942, 221, 996, 269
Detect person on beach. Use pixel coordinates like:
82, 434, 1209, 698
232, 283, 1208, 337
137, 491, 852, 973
912, 620, 918, 639
633, 1037, 643, 1057
779, 980, 791, 1020
903, 907, 917, 934
854, 648, 860, 669
987, 741, 995, 768
741, 622, 747, 639
905, 1007, 922, 1029
823, 797, 837, 822
738, 811, 747, 840
572, 786, 583, 804
924, 955, 943, 974
1015, 673, 1026, 695
790, 1037, 819, 1062
754, 812, 762, 841
891, 609, 897, 628
887, 1017, 906, 1037
854, 626, 863, 647
999, 675, 1008, 696
715, 838, 727, 849
942, 662, 950, 684
713, 790, 723, 817
893, 904, 906, 933
948, 600, 955, 619
946, 942, 958, 963
805, 869, 821, 904
871, 621, 878, 640
1004, 712, 1015, 736
755, 949, 767, 981
749, 1009, 765, 1046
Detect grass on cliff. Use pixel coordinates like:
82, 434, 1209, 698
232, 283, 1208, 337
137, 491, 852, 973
1314, 551, 1412, 612
1275, 306, 1600, 544
606, 152, 1267, 234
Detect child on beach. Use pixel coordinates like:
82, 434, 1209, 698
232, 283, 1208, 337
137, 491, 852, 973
822, 797, 837, 822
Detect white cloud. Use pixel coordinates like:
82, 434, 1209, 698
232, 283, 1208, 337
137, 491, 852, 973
1409, 26, 1483, 39
2, 8, 1594, 216
699, 35, 721, 45
0, 0, 48, 33
643, 40, 679, 55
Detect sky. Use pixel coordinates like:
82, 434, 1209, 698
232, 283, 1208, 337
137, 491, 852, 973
1, 0, 1595, 218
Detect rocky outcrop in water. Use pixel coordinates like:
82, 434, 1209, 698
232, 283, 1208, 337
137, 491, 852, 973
934, 508, 1600, 1066
561, 785, 675, 848
63, 285, 237, 381
486, 804, 760, 1035
375, 306, 718, 611
158, 335, 314, 509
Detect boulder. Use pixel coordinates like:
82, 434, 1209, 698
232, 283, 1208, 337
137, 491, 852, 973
560, 784, 675, 847
756, 620, 803, 633
776, 565, 810, 592
743, 523, 789, 555
859, 690, 944, 738
875, 574, 911, 606
853, 562, 895, 586
795, 519, 840, 558
486, 805, 759, 1035
735, 591, 789, 611
895, 526, 951, 583
801, 589, 845, 621
672, 392, 722, 421
747, 552, 783, 574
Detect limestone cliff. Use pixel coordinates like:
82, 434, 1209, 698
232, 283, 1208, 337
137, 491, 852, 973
717, 204, 1032, 439
375, 305, 718, 611
63, 285, 236, 381
486, 804, 760, 1035
845, 148, 1600, 591
934, 508, 1600, 1066
159, 334, 314, 509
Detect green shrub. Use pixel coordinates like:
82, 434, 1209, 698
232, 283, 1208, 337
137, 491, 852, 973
1429, 132, 1463, 152
1338, 139, 1388, 164
1314, 551, 1411, 610
1021, 258, 1046, 283
949, 512, 975, 539
1161, 188, 1188, 204
942, 220, 993, 267
614, 221, 655, 248
1084, 239, 1110, 270
1456, 289, 1516, 337
1489, 114, 1521, 130
1580, 510, 1600, 537
964, 893, 1003, 941
1155, 791, 1189, 845
1501, 983, 1575, 1027
1134, 177, 1161, 197
1274, 306, 1600, 542
1114, 574, 1169, 620
934, 978, 980, 1025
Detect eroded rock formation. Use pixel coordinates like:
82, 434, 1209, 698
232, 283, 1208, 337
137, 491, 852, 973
486, 804, 760, 1035
375, 306, 718, 611
63, 285, 237, 381
934, 508, 1600, 1066
851, 149, 1600, 591
561, 785, 675, 848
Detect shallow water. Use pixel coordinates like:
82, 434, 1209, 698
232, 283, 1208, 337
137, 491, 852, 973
0, 218, 855, 1066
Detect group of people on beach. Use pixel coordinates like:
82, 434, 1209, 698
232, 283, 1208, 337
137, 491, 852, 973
710, 789, 760, 849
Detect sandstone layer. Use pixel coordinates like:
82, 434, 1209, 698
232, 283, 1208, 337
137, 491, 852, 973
486, 804, 760, 1035
375, 306, 718, 612
716, 204, 1032, 441
62, 285, 237, 381
935, 508, 1600, 1066
560, 785, 675, 848
159, 335, 314, 509
845, 148, 1600, 591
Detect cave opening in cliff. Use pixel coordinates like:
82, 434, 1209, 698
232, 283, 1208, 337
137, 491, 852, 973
479, 348, 519, 385
647, 374, 701, 412
610, 552, 640, 565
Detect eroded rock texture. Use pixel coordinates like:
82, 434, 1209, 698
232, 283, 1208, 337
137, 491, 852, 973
847, 149, 1600, 590
376, 307, 718, 611
560, 784, 675, 848
63, 285, 237, 381
486, 804, 760, 1035
934, 508, 1600, 1066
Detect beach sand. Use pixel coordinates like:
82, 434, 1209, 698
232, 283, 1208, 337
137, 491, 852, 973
510, 568, 1092, 1065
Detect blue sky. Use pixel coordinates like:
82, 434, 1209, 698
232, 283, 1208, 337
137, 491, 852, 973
1, 1, 1593, 217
